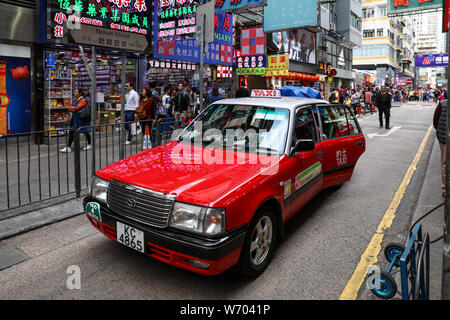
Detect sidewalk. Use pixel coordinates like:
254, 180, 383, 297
410, 137, 444, 299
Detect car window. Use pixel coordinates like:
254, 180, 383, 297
293, 107, 319, 143
318, 106, 348, 140
179, 104, 290, 155
344, 107, 361, 135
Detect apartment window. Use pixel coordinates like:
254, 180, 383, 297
377, 28, 384, 37
362, 8, 375, 19
378, 5, 387, 17
363, 29, 375, 38
351, 12, 361, 31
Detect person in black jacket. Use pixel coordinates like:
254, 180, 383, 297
172, 83, 190, 123
235, 80, 250, 98
375, 86, 392, 129
434, 99, 448, 197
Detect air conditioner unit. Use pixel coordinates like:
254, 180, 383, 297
330, 23, 336, 31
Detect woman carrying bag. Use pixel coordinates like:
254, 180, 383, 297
135, 87, 154, 148
60, 88, 92, 153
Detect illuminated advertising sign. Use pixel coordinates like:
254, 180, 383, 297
415, 54, 449, 67
47, 0, 151, 50
214, 0, 265, 12
154, 0, 233, 65
388, 0, 442, 15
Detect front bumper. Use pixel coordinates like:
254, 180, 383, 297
83, 196, 247, 276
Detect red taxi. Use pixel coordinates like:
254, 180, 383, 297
84, 90, 365, 277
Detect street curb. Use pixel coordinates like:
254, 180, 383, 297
0, 198, 85, 241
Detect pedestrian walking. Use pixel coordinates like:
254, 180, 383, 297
124, 82, 140, 145
60, 88, 92, 153
206, 87, 223, 106
236, 80, 250, 98
172, 83, 190, 124
350, 89, 361, 117
363, 88, 373, 115
328, 88, 339, 104
375, 86, 392, 129
433, 99, 448, 197
162, 86, 172, 117
135, 87, 154, 142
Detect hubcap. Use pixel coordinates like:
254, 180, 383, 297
250, 216, 273, 266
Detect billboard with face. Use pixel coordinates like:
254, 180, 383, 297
271, 29, 316, 65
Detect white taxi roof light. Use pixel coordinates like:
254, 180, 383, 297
251, 89, 282, 98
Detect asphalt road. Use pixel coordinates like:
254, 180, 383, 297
0, 102, 439, 300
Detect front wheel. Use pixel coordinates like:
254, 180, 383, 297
236, 206, 277, 278
370, 271, 398, 300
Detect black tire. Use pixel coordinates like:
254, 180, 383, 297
236, 205, 278, 278
329, 183, 343, 190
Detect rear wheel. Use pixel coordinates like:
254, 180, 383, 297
236, 206, 277, 278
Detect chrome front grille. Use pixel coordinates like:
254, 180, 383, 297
107, 180, 176, 228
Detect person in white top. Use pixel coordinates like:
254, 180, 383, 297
124, 82, 140, 144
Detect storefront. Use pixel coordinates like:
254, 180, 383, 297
43, 48, 138, 134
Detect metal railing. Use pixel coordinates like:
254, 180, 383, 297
0, 117, 190, 217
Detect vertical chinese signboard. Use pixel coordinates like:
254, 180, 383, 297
47, 0, 151, 50
388, 0, 442, 15
154, 0, 233, 65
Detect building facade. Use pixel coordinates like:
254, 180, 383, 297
352, 0, 415, 87
319, 0, 362, 96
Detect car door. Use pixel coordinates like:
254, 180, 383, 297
315, 104, 365, 188
283, 106, 323, 220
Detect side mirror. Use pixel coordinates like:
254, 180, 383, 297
291, 139, 315, 155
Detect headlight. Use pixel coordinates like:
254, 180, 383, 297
169, 202, 226, 236
89, 176, 109, 203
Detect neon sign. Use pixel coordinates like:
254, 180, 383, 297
47, 0, 151, 43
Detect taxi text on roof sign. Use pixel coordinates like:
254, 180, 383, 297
251, 90, 282, 98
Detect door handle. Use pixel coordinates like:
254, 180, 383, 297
357, 141, 364, 148
318, 150, 323, 158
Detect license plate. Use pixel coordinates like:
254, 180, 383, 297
116, 222, 144, 253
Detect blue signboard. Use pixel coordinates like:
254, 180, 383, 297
154, 0, 233, 65
214, 0, 265, 12
263, 0, 318, 33
415, 54, 449, 67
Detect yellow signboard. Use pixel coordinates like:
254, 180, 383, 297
265, 70, 289, 77
268, 54, 289, 71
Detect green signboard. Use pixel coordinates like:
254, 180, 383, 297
388, 0, 442, 15
236, 67, 266, 76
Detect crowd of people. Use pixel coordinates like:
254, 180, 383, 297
329, 85, 447, 130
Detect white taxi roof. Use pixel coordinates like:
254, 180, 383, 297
212, 97, 329, 111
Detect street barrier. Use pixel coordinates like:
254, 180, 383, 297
0, 117, 190, 216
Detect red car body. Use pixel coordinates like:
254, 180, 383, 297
84, 97, 365, 276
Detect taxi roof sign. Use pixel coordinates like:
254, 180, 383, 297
251, 90, 282, 98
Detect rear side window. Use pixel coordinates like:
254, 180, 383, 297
318, 106, 348, 140
345, 108, 361, 135
317, 106, 361, 139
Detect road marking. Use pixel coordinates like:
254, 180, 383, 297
367, 126, 402, 139
339, 124, 433, 300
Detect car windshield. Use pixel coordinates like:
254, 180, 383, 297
179, 104, 290, 156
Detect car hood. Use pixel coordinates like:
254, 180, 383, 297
96, 142, 281, 206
